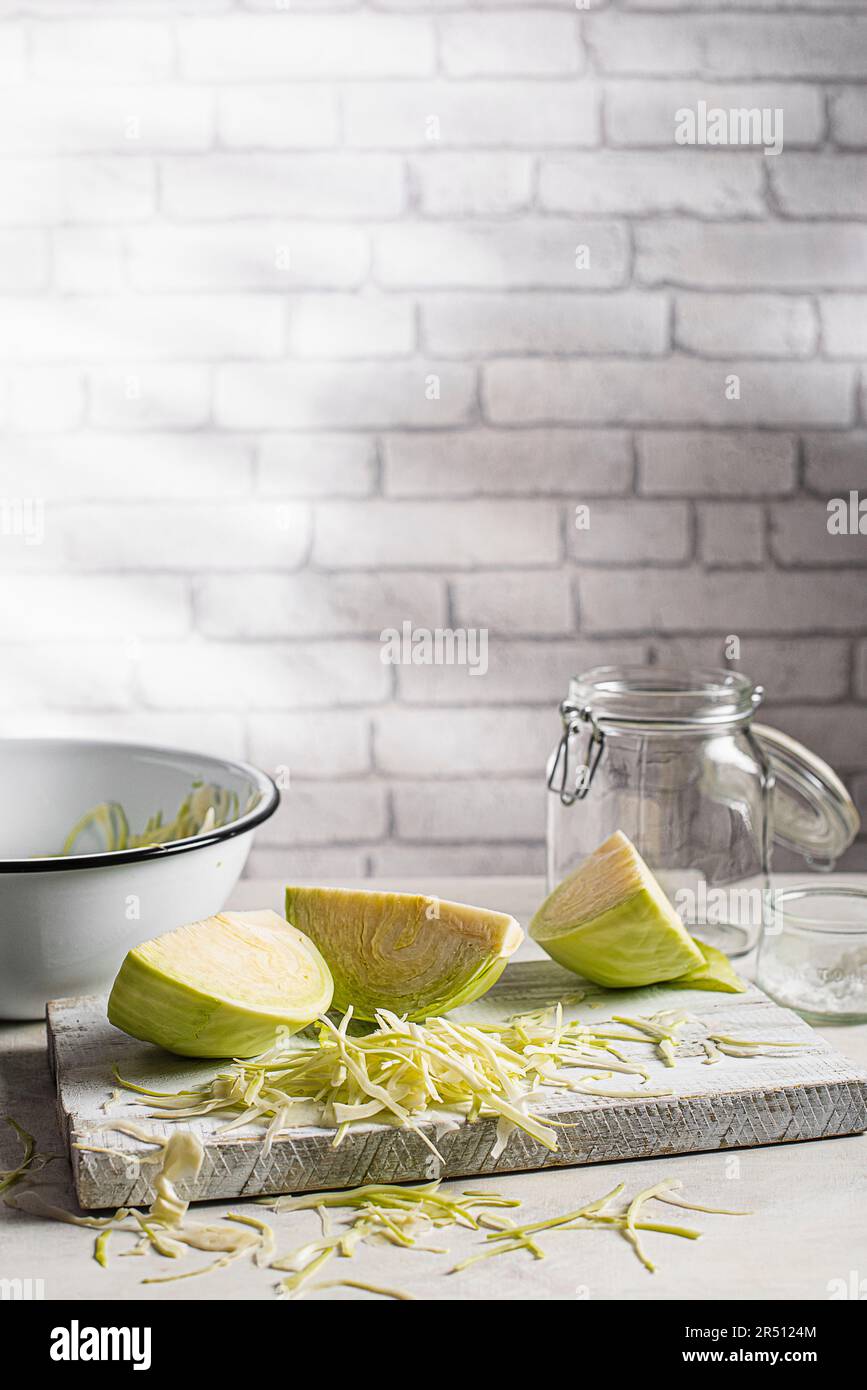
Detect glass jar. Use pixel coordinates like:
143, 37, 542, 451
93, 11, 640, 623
546, 666, 859, 957
757, 885, 867, 1024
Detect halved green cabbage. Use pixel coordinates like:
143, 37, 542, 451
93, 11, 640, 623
284, 885, 523, 1021
108, 910, 333, 1058
530, 831, 704, 988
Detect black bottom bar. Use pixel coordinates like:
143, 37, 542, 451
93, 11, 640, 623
3, 1297, 857, 1375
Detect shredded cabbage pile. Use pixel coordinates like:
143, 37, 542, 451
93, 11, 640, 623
114, 1003, 804, 1165
4, 998, 794, 1297
260, 1176, 741, 1294
265, 1181, 525, 1297
116, 1004, 679, 1163
6, 1125, 750, 1298
57, 782, 259, 857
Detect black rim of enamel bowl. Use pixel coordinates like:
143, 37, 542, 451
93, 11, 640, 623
0, 741, 280, 873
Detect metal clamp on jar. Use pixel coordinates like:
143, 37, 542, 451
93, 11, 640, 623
546, 666, 859, 957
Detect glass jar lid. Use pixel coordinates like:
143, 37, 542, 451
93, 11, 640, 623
752, 723, 861, 867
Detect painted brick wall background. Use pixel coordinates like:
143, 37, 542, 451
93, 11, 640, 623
0, 0, 865, 876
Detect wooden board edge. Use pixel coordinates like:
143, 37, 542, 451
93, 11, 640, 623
45, 1000, 106, 1211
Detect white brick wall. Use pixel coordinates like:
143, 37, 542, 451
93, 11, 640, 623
0, 0, 865, 877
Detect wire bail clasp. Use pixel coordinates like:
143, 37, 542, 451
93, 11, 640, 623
547, 699, 605, 807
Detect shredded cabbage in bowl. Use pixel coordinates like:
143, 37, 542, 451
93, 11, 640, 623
55, 782, 261, 858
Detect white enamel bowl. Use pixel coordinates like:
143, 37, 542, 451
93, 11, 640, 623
0, 739, 279, 1019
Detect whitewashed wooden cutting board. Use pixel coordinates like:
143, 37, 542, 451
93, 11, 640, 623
48, 961, 867, 1210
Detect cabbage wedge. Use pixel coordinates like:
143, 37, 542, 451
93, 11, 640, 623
530, 831, 703, 988
284, 886, 523, 1021
108, 910, 333, 1058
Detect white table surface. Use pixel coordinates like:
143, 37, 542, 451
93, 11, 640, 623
2, 874, 866, 1303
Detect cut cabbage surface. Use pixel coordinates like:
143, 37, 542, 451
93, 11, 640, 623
108, 910, 334, 1058
284, 885, 523, 1021
530, 831, 704, 988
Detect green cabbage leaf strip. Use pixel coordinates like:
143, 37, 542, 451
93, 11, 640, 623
0, 1117, 40, 1193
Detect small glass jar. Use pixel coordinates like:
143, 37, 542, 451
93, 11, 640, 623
757, 886, 867, 1024
547, 666, 859, 957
